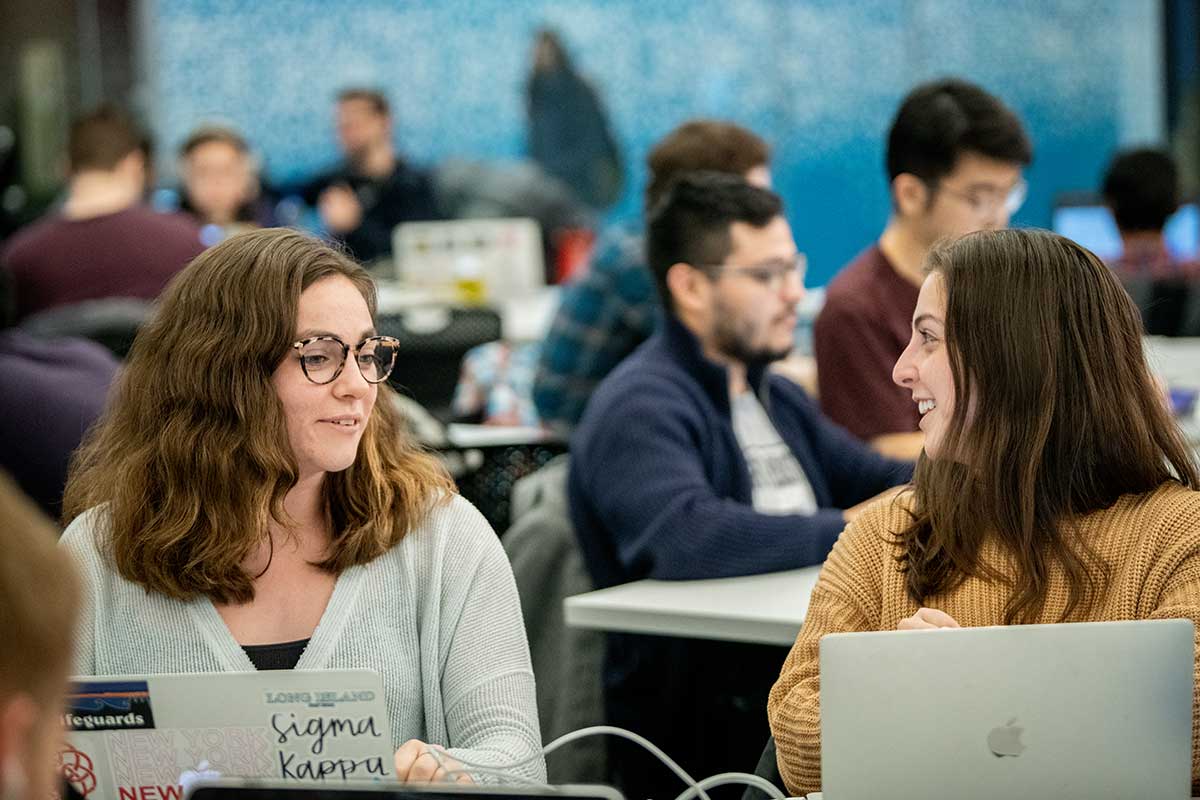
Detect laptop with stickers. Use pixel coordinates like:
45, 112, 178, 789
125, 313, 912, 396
59, 670, 394, 800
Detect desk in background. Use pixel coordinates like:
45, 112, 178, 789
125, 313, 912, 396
1144, 336, 1200, 388
375, 282, 559, 343
563, 566, 820, 646
1144, 336, 1200, 448
373, 283, 559, 425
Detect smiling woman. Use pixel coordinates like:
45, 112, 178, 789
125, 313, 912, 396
767, 228, 1200, 796
59, 228, 545, 784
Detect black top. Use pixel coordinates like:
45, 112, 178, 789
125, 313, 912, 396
242, 638, 310, 670
302, 160, 440, 263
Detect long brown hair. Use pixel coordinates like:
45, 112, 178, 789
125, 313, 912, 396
63, 229, 454, 604
897, 228, 1199, 623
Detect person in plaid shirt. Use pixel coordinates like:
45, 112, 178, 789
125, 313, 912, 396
532, 119, 772, 432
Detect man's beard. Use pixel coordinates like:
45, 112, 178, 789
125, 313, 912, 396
346, 147, 371, 171
711, 301, 793, 367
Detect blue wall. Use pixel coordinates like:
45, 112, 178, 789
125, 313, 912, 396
144, 0, 1160, 285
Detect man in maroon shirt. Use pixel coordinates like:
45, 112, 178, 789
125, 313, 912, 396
814, 79, 1032, 459
0, 106, 205, 321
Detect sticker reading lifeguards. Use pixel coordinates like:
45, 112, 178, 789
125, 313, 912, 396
65, 680, 156, 731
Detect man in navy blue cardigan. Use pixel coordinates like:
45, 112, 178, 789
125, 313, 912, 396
569, 173, 912, 796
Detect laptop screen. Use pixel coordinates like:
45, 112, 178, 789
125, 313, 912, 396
1051, 201, 1199, 261
187, 784, 624, 800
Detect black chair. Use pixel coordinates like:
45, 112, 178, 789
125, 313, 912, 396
19, 298, 153, 358
742, 736, 787, 800
377, 306, 502, 420
455, 440, 567, 534
1123, 275, 1200, 337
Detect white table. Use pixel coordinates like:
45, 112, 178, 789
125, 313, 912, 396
1143, 337, 1200, 450
1144, 336, 1200, 387
563, 566, 821, 646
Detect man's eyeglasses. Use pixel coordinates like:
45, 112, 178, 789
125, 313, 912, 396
291, 335, 401, 385
935, 177, 1027, 217
698, 253, 807, 291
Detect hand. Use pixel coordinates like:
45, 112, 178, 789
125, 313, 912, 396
393, 739, 473, 783
897, 607, 961, 630
318, 185, 363, 233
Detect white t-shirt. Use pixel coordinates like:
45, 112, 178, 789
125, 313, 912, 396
730, 389, 818, 515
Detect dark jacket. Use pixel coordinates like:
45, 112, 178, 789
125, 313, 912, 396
304, 159, 440, 264
569, 314, 913, 590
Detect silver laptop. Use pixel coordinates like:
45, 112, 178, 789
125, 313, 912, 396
183, 781, 624, 800
820, 618, 1194, 800
60, 670, 394, 800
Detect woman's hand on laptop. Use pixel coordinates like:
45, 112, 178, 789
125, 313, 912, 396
897, 607, 961, 630
393, 740, 474, 783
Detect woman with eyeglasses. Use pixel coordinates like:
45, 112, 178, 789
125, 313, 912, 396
767, 228, 1200, 796
60, 228, 545, 783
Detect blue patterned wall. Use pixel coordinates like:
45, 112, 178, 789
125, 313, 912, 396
143, 0, 1160, 284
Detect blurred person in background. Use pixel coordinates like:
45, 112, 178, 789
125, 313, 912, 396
178, 125, 274, 238
1102, 147, 1197, 336
1104, 148, 1184, 274
0, 470, 81, 800
526, 28, 623, 213
304, 89, 440, 265
814, 79, 1032, 461
0, 105, 205, 321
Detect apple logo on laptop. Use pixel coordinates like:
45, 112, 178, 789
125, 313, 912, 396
987, 718, 1025, 758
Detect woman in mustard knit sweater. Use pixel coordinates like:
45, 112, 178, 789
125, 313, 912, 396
767, 228, 1200, 795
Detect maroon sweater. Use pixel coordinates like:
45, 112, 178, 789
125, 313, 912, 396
1, 205, 205, 320
813, 244, 921, 441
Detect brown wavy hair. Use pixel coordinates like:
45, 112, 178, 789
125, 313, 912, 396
63, 228, 454, 604
897, 228, 1199, 623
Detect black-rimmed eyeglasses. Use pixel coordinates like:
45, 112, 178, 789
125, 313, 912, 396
696, 253, 807, 291
291, 335, 400, 385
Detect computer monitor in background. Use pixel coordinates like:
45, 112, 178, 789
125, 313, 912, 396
392, 218, 545, 302
1051, 193, 1199, 261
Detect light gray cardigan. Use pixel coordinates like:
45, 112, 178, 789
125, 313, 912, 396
60, 494, 546, 783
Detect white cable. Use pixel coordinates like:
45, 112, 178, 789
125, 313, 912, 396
423, 747, 544, 786
419, 725, 720, 800
672, 771, 787, 800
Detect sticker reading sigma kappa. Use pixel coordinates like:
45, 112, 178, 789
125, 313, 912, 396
65, 680, 157, 731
